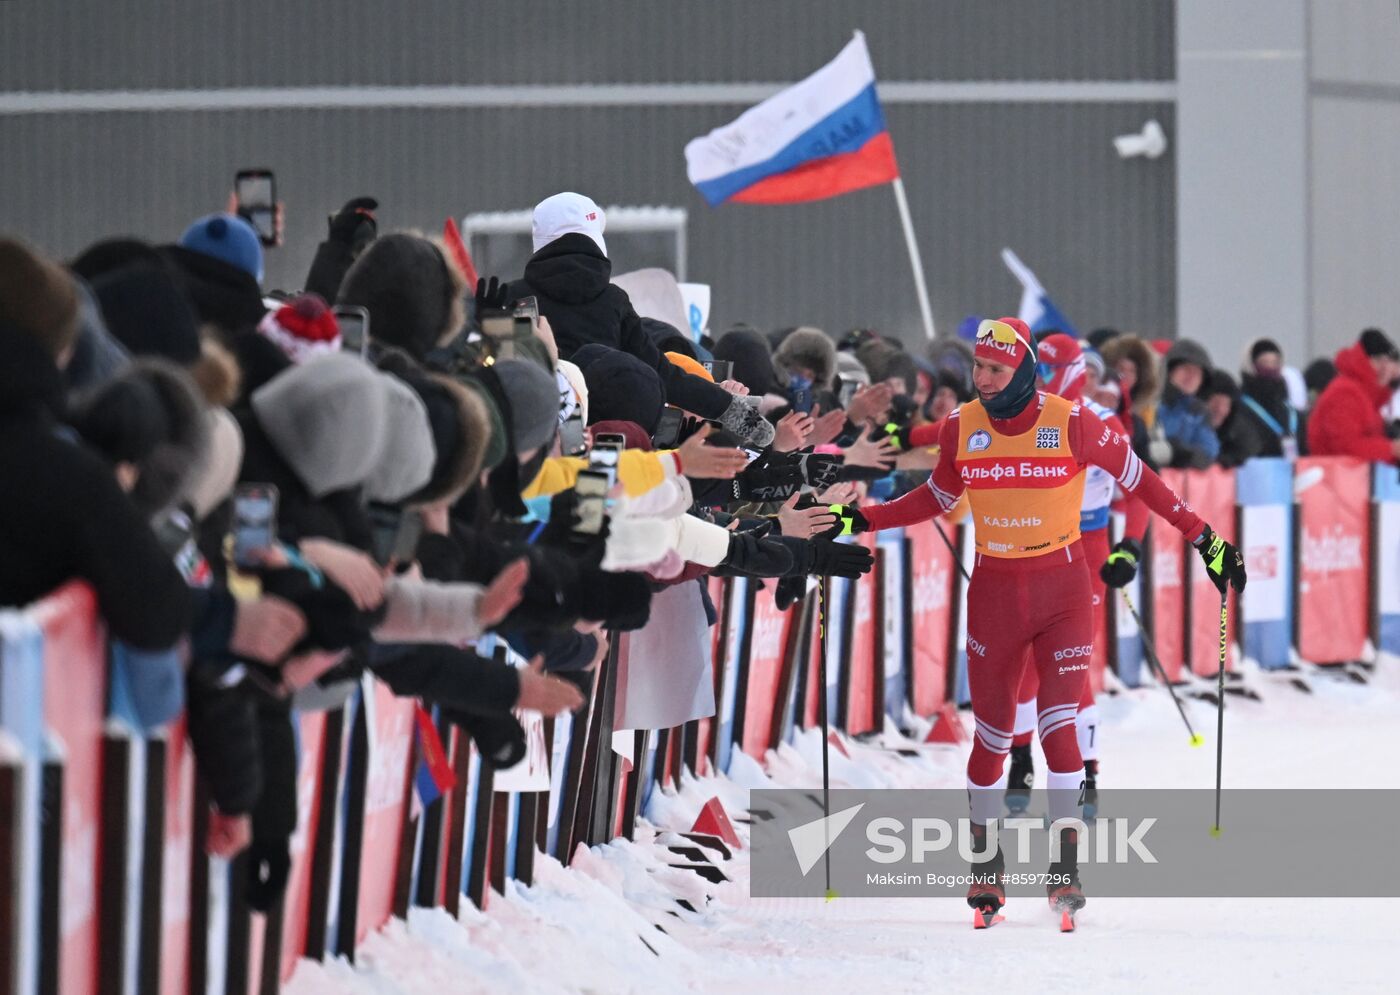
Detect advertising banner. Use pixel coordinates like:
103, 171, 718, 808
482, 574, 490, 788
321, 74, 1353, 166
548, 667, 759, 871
1236, 459, 1294, 669
904, 520, 955, 715
1296, 458, 1370, 663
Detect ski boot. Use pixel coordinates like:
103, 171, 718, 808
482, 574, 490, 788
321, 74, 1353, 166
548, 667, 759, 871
1046, 827, 1086, 931
1082, 759, 1099, 819
967, 825, 1006, 928
1005, 743, 1035, 815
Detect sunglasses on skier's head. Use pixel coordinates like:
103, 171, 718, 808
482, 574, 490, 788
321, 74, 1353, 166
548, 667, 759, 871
975, 319, 1033, 363
976, 319, 1031, 349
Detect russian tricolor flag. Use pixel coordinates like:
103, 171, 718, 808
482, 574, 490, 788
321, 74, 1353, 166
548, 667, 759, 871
412, 703, 455, 811
685, 32, 899, 206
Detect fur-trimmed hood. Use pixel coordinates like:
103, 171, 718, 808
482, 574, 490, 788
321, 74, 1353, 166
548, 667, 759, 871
771, 326, 837, 388
1099, 334, 1161, 409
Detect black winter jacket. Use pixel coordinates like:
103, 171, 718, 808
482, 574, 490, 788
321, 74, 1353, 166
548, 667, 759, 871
505, 234, 731, 418
0, 321, 190, 649
1213, 406, 1277, 468
1239, 374, 1307, 459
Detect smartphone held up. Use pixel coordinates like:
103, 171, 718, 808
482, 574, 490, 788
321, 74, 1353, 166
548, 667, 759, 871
234, 168, 277, 246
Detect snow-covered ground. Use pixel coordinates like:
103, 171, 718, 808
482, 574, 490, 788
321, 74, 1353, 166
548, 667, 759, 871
287, 658, 1400, 994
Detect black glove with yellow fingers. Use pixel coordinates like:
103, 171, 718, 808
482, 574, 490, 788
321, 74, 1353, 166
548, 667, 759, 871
1099, 537, 1143, 589
821, 503, 870, 539
1193, 525, 1247, 595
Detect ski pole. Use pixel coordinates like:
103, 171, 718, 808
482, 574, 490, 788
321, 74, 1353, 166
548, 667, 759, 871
1118, 589, 1202, 746
815, 572, 834, 897
1212, 595, 1228, 836
932, 520, 972, 583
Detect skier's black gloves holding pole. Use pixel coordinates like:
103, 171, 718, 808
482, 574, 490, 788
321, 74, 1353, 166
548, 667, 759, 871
1099, 537, 1143, 588
1193, 525, 1247, 595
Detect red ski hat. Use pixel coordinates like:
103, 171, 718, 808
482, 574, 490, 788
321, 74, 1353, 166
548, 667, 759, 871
257, 292, 341, 364
1036, 332, 1087, 400
974, 317, 1034, 367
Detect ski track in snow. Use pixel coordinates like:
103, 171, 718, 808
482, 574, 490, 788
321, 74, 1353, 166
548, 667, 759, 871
287, 656, 1400, 994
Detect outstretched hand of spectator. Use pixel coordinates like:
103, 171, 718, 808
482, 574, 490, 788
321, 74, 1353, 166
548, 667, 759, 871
717, 379, 750, 396
776, 493, 837, 539
677, 424, 749, 479
846, 383, 894, 425
229, 595, 307, 665
807, 404, 847, 447
772, 410, 814, 452
516, 655, 586, 715
815, 481, 859, 507
477, 558, 529, 629
298, 538, 386, 611
842, 424, 898, 470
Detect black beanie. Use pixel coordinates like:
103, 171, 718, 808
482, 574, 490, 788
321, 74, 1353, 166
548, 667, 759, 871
74, 376, 170, 462
712, 326, 782, 396
1249, 338, 1283, 364
1201, 369, 1240, 402
1087, 328, 1121, 351
1360, 328, 1398, 360
90, 260, 202, 365
576, 346, 664, 432
1304, 358, 1337, 393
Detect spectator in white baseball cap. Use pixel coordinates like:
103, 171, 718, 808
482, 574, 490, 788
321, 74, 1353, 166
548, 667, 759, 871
506, 192, 775, 448
531, 192, 607, 257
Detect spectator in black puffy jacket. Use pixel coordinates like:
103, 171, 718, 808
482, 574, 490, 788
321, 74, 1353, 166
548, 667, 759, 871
504, 192, 774, 447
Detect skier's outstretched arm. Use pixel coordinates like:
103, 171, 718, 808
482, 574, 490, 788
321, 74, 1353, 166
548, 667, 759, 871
856, 414, 965, 533
1071, 404, 1204, 542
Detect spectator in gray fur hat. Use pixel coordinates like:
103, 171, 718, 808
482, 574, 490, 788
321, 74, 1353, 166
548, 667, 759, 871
772, 326, 837, 390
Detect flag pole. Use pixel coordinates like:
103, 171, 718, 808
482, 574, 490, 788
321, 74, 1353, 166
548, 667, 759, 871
890, 176, 937, 341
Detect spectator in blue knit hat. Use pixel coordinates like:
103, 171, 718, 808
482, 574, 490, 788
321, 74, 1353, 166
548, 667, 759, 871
165, 213, 267, 335
178, 213, 263, 284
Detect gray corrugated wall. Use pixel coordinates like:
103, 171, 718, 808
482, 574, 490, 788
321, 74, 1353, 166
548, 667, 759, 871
1307, 1, 1400, 357
1, 1, 1177, 346
1, 1, 1174, 88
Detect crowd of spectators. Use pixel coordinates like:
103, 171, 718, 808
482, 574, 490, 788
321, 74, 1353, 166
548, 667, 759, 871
1, 186, 1390, 907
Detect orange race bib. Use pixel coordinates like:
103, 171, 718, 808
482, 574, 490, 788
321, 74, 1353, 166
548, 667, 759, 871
954, 395, 1086, 558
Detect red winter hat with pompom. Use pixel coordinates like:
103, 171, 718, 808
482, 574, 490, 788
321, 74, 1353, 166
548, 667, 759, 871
257, 292, 341, 364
